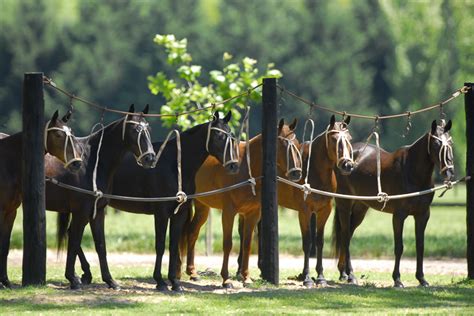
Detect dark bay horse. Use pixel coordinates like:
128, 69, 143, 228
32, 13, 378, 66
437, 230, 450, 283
277, 115, 353, 287
47, 104, 155, 289
181, 119, 303, 288
65, 111, 239, 292
333, 119, 455, 287
0, 110, 83, 288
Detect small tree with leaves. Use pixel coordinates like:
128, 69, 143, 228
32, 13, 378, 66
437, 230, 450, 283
147, 34, 282, 130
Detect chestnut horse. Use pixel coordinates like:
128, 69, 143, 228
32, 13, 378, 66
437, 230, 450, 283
48, 104, 155, 289
181, 118, 304, 288
333, 119, 455, 287
0, 110, 83, 288
65, 111, 239, 292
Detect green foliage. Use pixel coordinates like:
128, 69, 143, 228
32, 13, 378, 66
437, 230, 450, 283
148, 34, 281, 130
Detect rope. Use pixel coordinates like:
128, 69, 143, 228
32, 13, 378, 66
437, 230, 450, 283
278, 85, 470, 121
89, 122, 105, 220
238, 106, 256, 195
43, 75, 262, 118
301, 118, 315, 200
277, 175, 470, 202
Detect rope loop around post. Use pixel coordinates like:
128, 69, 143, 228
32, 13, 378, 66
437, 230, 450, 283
403, 111, 412, 138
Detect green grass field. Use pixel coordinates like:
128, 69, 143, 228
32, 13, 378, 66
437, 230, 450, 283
9, 184, 468, 258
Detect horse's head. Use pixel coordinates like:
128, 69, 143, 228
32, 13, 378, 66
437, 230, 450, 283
428, 119, 455, 181
325, 115, 354, 175
277, 118, 302, 182
122, 104, 156, 169
206, 111, 240, 174
45, 110, 83, 173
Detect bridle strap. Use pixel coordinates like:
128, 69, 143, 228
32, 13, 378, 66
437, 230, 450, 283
44, 120, 82, 168
206, 122, 239, 167
428, 133, 454, 174
325, 126, 354, 165
279, 133, 302, 178
122, 115, 154, 166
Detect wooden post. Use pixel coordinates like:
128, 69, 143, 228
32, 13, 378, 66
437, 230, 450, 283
465, 82, 474, 279
260, 78, 279, 285
22, 73, 46, 286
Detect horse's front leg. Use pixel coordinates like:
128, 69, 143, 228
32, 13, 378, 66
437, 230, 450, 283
314, 202, 332, 286
185, 201, 210, 281
90, 208, 119, 289
392, 210, 408, 288
220, 208, 236, 288
168, 207, 188, 292
298, 209, 314, 287
414, 209, 430, 287
239, 210, 260, 286
65, 214, 88, 289
0, 207, 17, 288
153, 212, 168, 291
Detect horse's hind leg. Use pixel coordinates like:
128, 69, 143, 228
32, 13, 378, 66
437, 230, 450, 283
314, 202, 332, 286
185, 201, 210, 281
392, 210, 408, 288
0, 208, 17, 288
239, 210, 260, 286
65, 214, 88, 289
414, 209, 430, 287
334, 200, 352, 282
345, 203, 368, 284
236, 214, 244, 277
90, 209, 119, 289
298, 209, 314, 287
153, 212, 169, 291
77, 246, 92, 285
168, 208, 188, 292
220, 208, 236, 288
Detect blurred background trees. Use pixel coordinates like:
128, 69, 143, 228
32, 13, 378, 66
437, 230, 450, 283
0, 0, 472, 167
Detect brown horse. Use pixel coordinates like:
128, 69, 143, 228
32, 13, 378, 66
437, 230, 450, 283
181, 118, 304, 288
0, 110, 83, 288
47, 104, 155, 289
276, 115, 353, 287
333, 119, 455, 287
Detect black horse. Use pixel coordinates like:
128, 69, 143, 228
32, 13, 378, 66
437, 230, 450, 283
333, 119, 455, 287
47, 104, 155, 289
59, 111, 239, 292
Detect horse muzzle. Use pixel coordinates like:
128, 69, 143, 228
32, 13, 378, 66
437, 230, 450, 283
138, 153, 156, 169
287, 168, 302, 182
443, 168, 455, 182
225, 161, 240, 175
338, 159, 354, 176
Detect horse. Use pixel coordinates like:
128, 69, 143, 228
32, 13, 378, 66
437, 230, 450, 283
332, 119, 455, 287
47, 104, 155, 289
62, 111, 240, 292
0, 110, 83, 288
276, 115, 353, 287
181, 118, 304, 288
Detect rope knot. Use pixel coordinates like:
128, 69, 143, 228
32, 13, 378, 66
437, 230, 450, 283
302, 183, 312, 201
176, 191, 187, 204
444, 180, 453, 190
94, 190, 103, 198
377, 192, 389, 203
248, 177, 257, 196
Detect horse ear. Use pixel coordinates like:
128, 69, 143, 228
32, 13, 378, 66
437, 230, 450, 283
61, 110, 72, 123
51, 110, 59, 122
431, 120, 437, 134
289, 118, 298, 131
329, 115, 336, 128
344, 115, 351, 125
143, 104, 149, 114
444, 120, 452, 133
278, 118, 285, 131
223, 111, 232, 123
128, 104, 135, 113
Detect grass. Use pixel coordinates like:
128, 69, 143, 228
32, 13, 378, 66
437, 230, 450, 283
1, 263, 473, 315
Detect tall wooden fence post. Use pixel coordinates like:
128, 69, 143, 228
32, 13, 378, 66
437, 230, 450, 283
22, 72, 46, 286
260, 78, 279, 285
465, 82, 474, 279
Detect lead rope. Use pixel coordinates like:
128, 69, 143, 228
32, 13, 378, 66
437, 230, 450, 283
90, 122, 105, 220
239, 107, 256, 195
151, 129, 187, 214
301, 118, 315, 200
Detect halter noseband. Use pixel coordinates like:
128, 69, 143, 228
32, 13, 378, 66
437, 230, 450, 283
278, 133, 302, 178
428, 132, 454, 174
325, 125, 354, 166
122, 115, 155, 166
44, 121, 82, 168
205, 122, 239, 168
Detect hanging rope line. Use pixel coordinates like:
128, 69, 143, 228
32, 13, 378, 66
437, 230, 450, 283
43, 75, 262, 118
278, 84, 470, 120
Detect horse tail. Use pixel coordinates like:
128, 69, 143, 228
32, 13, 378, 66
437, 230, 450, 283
57, 213, 71, 253
331, 205, 342, 259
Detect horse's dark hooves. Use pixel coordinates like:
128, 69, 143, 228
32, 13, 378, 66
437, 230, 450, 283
315, 278, 327, 287
156, 283, 169, 292
171, 284, 184, 293
222, 281, 233, 289
0, 279, 12, 289
190, 275, 200, 282
303, 279, 315, 288
339, 273, 348, 282
107, 280, 121, 290
81, 274, 92, 285
393, 280, 404, 288
418, 281, 430, 287
70, 283, 82, 290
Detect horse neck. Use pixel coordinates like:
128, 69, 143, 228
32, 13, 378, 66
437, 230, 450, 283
307, 133, 335, 187
86, 120, 127, 187
180, 124, 210, 178
405, 133, 434, 186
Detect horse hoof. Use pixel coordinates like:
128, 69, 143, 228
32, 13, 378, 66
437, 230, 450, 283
315, 278, 327, 287
107, 280, 121, 290
419, 281, 429, 287
70, 283, 82, 290
81, 274, 92, 285
347, 278, 358, 285
339, 273, 348, 282
190, 275, 200, 282
156, 284, 169, 292
171, 284, 184, 293
222, 281, 233, 289
394, 281, 404, 288
303, 279, 315, 288
0, 279, 12, 289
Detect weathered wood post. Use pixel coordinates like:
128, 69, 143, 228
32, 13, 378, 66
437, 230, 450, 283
22, 72, 46, 286
465, 82, 474, 279
260, 78, 279, 284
